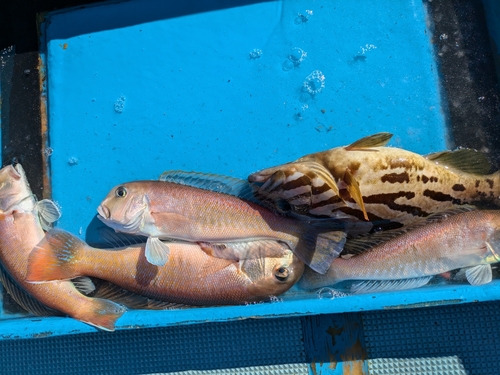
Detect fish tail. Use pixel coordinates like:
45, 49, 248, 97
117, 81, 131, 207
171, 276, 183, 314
26, 229, 85, 282
78, 298, 127, 332
296, 229, 347, 274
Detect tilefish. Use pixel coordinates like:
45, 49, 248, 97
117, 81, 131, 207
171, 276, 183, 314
299, 207, 500, 293
249, 133, 500, 226
97, 171, 347, 274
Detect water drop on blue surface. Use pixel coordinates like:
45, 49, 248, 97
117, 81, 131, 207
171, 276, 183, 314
294, 13, 309, 25
282, 60, 294, 71
288, 47, 307, 67
114, 96, 126, 113
303, 70, 325, 95
249, 49, 262, 59
68, 157, 79, 166
44, 147, 53, 157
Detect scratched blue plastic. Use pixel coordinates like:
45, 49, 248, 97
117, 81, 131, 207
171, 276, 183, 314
15, 0, 474, 338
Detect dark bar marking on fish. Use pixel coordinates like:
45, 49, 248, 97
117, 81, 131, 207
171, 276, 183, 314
475, 180, 481, 188
430, 177, 439, 183
348, 161, 361, 173
311, 182, 333, 195
282, 175, 311, 191
486, 178, 494, 189
337, 207, 386, 222
310, 195, 344, 209
452, 184, 466, 192
417, 176, 421, 182
421, 175, 429, 184
423, 189, 461, 204
363, 192, 429, 216
381, 172, 410, 184
389, 159, 424, 171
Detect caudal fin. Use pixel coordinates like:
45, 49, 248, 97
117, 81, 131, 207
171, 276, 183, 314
26, 228, 85, 282
297, 230, 347, 274
79, 298, 127, 332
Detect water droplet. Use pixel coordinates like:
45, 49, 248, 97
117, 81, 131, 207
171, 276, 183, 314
249, 49, 262, 60
288, 47, 307, 67
44, 147, 53, 157
24, 69, 30, 76
303, 70, 325, 95
269, 296, 283, 303
317, 287, 348, 299
114, 96, 126, 113
68, 157, 79, 166
294, 11, 310, 24
282, 60, 294, 71
439, 33, 448, 40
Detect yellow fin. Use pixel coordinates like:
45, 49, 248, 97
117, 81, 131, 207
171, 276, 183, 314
425, 148, 493, 175
343, 168, 368, 221
345, 132, 393, 151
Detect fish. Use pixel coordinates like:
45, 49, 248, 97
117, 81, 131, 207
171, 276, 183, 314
299, 207, 500, 293
0, 163, 60, 227
96, 172, 347, 274
248, 132, 500, 226
26, 230, 305, 305
0, 164, 126, 330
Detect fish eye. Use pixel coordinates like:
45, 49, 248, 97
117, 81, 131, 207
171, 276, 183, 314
274, 266, 290, 282
115, 186, 127, 198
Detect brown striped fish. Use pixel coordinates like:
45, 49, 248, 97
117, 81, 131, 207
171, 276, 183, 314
249, 133, 500, 226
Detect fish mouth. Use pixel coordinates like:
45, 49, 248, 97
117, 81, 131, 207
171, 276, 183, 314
97, 205, 145, 234
97, 204, 110, 219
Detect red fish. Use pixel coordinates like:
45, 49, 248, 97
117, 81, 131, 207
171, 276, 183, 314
26, 230, 304, 305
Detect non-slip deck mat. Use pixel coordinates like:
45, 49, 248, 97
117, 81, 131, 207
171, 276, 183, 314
146, 364, 310, 375
0, 317, 305, 375
362, 301, 500, 375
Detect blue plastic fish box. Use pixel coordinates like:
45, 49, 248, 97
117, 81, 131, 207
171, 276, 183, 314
1, 0, 500, 339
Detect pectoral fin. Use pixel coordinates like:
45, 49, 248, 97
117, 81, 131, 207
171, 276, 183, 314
464, 264, 492, 285
37, 199, 62, 223
350, 277, 432, 294
145, 237, 170, 266
300, 230, 347, 274
343, 168, 368, 221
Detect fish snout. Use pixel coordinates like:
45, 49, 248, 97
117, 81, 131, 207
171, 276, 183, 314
97, 204, 111, 219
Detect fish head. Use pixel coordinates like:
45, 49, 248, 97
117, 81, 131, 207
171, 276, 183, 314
0, 164, 36, 213
97, 182, 148, 234
241, 247, 305, 298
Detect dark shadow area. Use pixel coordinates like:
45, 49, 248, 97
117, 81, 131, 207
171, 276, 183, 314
427, 0, 500, 171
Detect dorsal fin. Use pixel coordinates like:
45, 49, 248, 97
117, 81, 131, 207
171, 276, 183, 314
159, 170, 259, 203
342, 205, 477, 256
425, 148, 493, 175
345, 132, 393, 150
